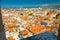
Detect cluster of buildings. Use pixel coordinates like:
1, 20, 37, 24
1, 8, 60, 40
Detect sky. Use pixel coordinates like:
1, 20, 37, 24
1, 0, 60, 8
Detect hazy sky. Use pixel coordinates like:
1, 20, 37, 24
1, 0, 60, 8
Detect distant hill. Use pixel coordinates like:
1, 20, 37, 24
39, 4, 60, 9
